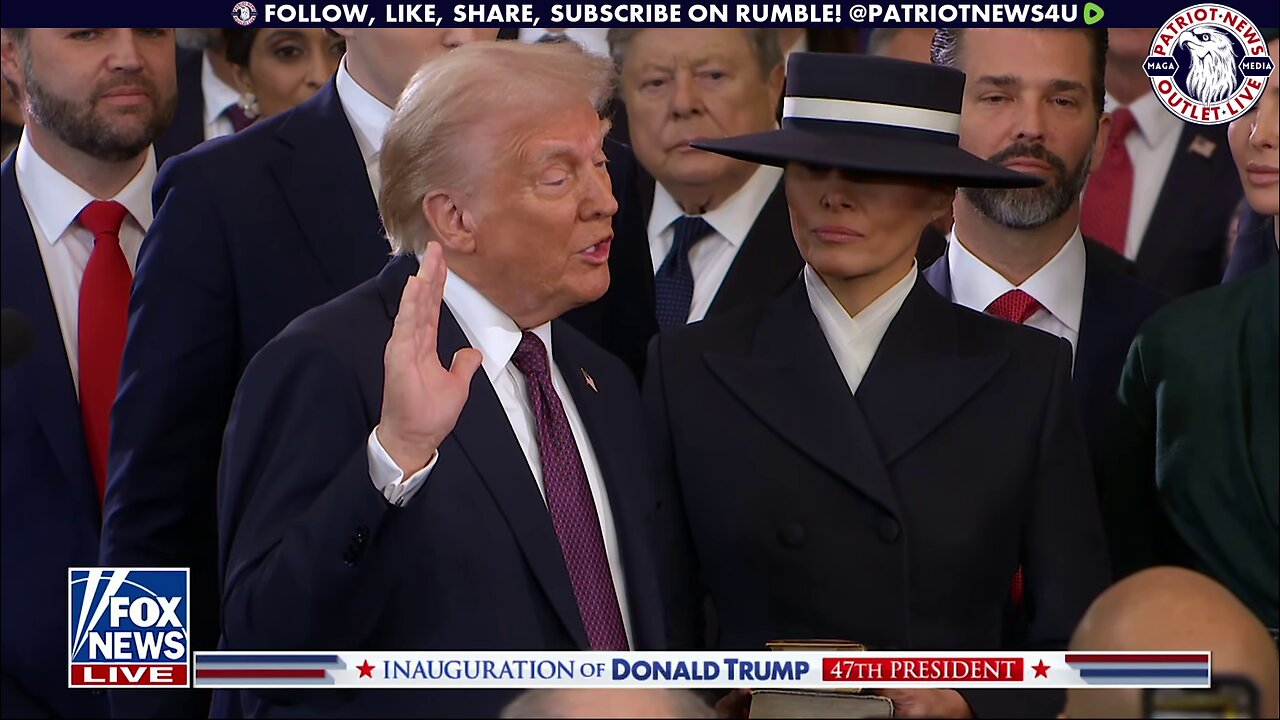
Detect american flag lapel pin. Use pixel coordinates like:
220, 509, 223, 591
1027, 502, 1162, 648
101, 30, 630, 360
1188, 134, 1216, 159
581, 368, 597, 393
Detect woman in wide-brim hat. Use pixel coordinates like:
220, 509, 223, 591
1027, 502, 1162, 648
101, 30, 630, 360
645, 52, 1110, 719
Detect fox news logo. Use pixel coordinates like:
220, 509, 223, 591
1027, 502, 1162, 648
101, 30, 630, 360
68, 569, 190, 688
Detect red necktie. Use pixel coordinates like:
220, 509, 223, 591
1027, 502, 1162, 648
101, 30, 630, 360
511, 332, 629, 650
78, 200, 131, 504
1081, 107, 1138, 255
984, 289, 1044, 608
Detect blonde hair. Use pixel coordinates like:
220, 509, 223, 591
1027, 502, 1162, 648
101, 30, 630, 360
379, 41, 615, 255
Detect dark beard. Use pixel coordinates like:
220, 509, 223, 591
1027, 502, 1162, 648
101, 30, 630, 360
962, 142, 1092, 230
22, 51, 176, 163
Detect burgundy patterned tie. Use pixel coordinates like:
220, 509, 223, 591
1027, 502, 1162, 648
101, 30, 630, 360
510, 332, 629, 650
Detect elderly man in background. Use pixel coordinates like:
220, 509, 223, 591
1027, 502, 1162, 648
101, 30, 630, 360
567, 28, 800, 379
217, 42, 665, 718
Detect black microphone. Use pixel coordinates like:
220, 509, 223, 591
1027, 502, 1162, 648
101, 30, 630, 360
1, 308, 35, 369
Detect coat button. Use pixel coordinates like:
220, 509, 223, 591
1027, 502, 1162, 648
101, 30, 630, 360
343, 545, 360, 566
878, 518, 900, 542
355, 526, 369, 543
777, 523, 807, 548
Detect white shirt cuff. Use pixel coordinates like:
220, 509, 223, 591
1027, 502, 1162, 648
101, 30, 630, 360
367, 427, 438, 507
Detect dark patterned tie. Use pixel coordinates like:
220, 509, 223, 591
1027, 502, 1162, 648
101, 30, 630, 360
510, 332, 629, 650
222, 102, 255, 133
653, 216, 715, 330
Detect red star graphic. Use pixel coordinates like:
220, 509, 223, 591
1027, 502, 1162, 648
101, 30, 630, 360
357, 660, 375, 678
1032, 660, 1051, 678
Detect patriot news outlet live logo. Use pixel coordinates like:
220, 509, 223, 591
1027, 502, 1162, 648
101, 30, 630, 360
68, 569, 190, 688
1144, 3, 1275, 125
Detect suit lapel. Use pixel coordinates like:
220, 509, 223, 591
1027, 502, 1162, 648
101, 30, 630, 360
707, 182, 798, 315
1137, 123, 1228, 274
1074, 244, 1114, 426
705, 282, 902, 516
855, 279, 1009, 465
551, 327, 663, 648
272, 82, 389, 295
0, 160, 99, 525
375, 257, 590, 648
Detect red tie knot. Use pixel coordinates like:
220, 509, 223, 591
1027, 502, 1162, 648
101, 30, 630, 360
1110, 107, 1138, 146
985, 289, 1043, 325
78, 200, 128, 242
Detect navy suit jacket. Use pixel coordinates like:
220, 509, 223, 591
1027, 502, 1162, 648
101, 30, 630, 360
101, 80, 391, 719
923, 238, 1167, 492
1, 158, 109, 718
153, 47, 208, 167
1133, 122, 1241, 296
218, 256, 665, 718
645, 277, 1109, 719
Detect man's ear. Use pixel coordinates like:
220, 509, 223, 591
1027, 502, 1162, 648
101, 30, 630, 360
1090, 113, 1112, 175
422, 189, 477, 255
767, 62, 786, 106
933, 185, 958, 219
0, 34, 28, 106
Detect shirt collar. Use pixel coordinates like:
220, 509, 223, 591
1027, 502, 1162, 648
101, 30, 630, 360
1104, 91, 1181, 147
948, 226, 1086, 334
804, 260, 918, 339
336, 56, 395, 166
14, 129, 157, 245
201, 51, 242, 127
647, 164, 783, 247
435, 262, 553, 384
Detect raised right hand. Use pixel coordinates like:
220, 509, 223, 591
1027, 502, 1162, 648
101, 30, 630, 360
377, 243, 483, 474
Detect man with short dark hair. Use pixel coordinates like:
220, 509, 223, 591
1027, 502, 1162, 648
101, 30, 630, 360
1079, 28, 1242, 295
0, 27, 176, 719
924, 31, 1166, 569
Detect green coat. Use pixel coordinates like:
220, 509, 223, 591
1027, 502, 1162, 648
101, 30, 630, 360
1108, 256, 1278, 629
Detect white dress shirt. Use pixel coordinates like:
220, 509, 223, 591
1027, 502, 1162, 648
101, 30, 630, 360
335, 57, 394, 198
1104, 92, 1183, 261
367, 269, 634, 646
202, 52, 242, 141
517, 28, 611, 57
14, 131, 155, 395
648, 164, 783, 324
804, 261, 917, 397
948, 227, 1086, 360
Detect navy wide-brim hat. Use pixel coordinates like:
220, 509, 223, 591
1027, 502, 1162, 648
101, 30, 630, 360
693, 53, 1043, 189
